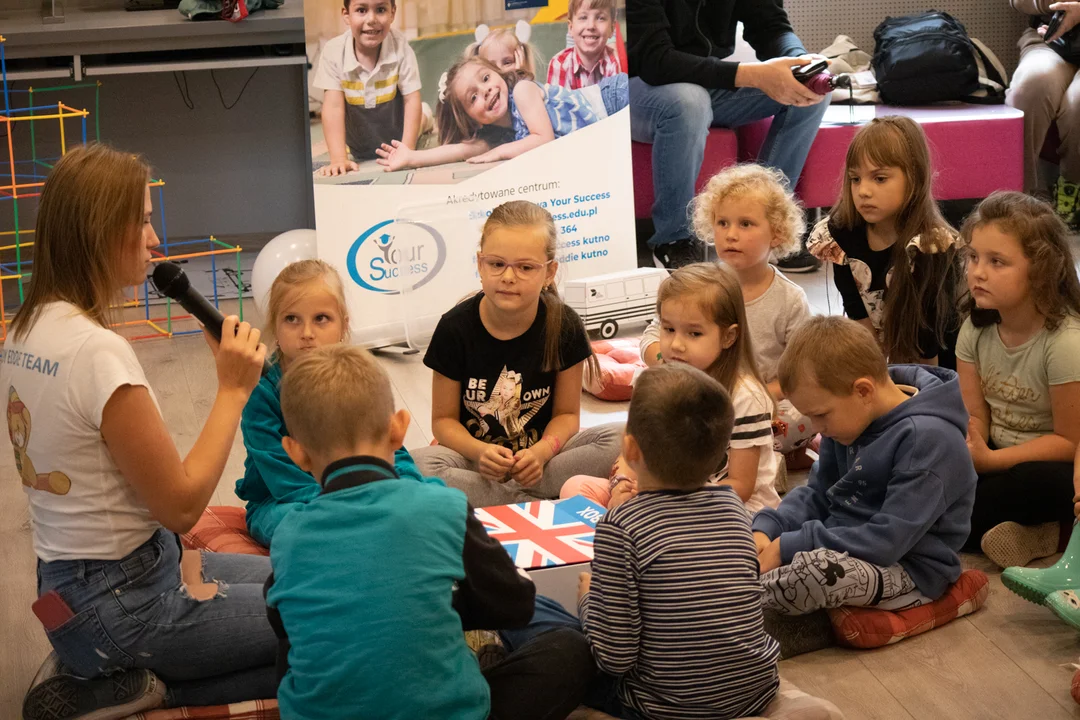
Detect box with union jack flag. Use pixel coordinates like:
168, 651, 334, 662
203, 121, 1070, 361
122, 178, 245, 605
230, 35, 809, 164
475, 495, 607, 569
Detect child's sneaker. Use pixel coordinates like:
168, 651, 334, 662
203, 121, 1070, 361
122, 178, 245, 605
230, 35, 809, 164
464, 629, 507, 671
1054, 176, 1079, 230
980, 521, 1060, 569
22, 660, 165, 720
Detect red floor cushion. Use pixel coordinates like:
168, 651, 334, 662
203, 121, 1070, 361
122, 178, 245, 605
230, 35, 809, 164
828, 569, 989, 649
125, 699, 279, 719
182, 506, 268, 556
583, 338, 645, 401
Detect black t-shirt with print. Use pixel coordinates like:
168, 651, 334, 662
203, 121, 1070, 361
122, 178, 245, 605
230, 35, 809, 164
827, 221, 956, 365
424, 293, 592, 453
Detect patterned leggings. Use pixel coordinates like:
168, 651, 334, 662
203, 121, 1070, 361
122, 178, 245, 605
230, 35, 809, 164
761, 548, 932, 615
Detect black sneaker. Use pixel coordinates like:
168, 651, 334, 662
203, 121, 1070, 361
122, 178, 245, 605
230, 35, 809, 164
774, 248, 821, 274
23, 667, 165, 720
652, 239, 705, 270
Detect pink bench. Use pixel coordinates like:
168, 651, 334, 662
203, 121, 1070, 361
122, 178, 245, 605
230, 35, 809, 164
631, 128, 738, 219
739, 104, 1025, 208
631, 104, 1024, 216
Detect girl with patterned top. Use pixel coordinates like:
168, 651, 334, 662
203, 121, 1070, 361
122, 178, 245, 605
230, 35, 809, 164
807, 115, 963, 367
375, 56, 627, 171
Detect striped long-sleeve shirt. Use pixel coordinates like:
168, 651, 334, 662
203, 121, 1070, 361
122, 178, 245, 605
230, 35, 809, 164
579, 487, 780, 720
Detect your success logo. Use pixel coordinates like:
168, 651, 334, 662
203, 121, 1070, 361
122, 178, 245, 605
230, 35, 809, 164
346, 219, 447, 294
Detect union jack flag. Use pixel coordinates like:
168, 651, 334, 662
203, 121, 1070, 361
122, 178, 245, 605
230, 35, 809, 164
475, 496, 606, 569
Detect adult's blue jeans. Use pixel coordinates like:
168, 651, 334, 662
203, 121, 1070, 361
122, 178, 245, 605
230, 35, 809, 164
37, 528, 278, 707
630, 77, 830, 248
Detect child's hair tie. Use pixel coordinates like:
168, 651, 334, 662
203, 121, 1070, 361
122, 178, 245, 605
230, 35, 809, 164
437, 72, 448, 103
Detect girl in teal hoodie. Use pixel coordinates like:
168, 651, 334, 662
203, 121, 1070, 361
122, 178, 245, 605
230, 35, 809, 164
236, 260, 437, 546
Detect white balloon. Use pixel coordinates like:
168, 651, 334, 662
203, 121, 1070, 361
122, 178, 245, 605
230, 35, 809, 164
251, 229, 318, 316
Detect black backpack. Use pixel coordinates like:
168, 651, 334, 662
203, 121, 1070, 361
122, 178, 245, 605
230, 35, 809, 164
872, 11, 1006, 105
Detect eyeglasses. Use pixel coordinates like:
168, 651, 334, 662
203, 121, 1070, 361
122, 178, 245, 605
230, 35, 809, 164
478, 254, 553, 280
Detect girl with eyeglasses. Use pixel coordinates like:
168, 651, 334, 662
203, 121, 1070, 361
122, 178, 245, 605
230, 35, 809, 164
412, 200, 622, 507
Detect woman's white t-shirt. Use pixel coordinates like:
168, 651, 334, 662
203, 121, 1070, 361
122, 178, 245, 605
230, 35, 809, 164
0, 302, 161, 562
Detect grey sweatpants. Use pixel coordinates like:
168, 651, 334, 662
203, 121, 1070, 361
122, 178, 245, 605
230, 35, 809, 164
1006, 28, 1080, 191
761, 548, 932, 615
411, 422, 624, 508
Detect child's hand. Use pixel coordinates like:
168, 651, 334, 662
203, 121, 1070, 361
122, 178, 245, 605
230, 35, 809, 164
753, 531, 772, 556
375, 140, 413, 172
478, 444, 515, 483
577, 571, 592, 601
466, 149, 502, 165
609, 477, 638, 509
758, 539, 783, 575
317, 160, 359, 177
965, 422, 995, 473
510, 447, 546, 488
1073, 491, 1080, 519
513, 45, 526, 72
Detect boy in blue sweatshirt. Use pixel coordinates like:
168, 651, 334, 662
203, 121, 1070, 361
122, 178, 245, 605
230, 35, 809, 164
263, 344, 593, 720
752, 316, 977, 614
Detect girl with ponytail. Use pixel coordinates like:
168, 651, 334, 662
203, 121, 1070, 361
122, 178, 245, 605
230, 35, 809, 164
412, 200, 620, 507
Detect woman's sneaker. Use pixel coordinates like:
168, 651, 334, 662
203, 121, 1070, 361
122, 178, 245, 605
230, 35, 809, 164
23, 666, 165, 720
652, 239, 706, 270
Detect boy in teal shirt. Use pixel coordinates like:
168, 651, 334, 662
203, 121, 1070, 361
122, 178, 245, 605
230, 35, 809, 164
264, 345, 593, 719
235, 360, 439, 546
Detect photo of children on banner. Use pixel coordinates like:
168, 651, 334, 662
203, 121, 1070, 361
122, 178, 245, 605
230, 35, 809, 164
310, 0, 628, 186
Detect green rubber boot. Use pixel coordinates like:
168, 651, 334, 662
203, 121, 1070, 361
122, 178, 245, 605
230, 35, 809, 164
1046, 589, 1080, 632
1001, 521, 1078, 605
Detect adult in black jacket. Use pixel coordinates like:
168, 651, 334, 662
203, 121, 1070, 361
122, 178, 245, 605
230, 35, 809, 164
629, 0, 830, 269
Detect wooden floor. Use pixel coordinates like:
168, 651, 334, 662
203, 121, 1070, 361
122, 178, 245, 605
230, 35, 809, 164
2, 272, 1080, 719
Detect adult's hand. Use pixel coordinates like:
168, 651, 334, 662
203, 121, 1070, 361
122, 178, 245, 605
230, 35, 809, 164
736, 56, 827, 107
1041, 2, 1080, 42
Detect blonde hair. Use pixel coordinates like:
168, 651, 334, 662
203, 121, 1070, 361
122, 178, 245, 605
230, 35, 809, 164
656, 262, 770, 405
778, 316, 889, 397
437, 57, 522, 145
960, 191, 1080, 331
280, 345, 394, 457
264, 259, 350, 355
479, 200, 598, 377
11, 143, 150, 340
830, 115, 961, 363
689, 163, 805, 258
568, 0, 617, 18
466, 27, 541, 79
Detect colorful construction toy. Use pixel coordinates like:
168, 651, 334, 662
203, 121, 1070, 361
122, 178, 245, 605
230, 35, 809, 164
0, 35, 245, 342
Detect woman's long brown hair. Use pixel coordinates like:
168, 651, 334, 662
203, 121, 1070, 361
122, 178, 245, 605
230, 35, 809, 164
831, 116, 962, 362
11, 144, 150, 340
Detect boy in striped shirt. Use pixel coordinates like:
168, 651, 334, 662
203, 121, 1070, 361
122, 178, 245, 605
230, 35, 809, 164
578, 363, 780, 720
547, 0, 622, 90
314, 0, 422, 177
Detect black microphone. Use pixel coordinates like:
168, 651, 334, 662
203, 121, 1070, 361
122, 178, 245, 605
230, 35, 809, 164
151, 261, 272, 377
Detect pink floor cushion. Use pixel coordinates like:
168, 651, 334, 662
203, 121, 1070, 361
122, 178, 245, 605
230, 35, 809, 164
828, 569, 989, 649
124, 699, 279, 719
584, 339, 645, 401
181, 506, 269, 557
